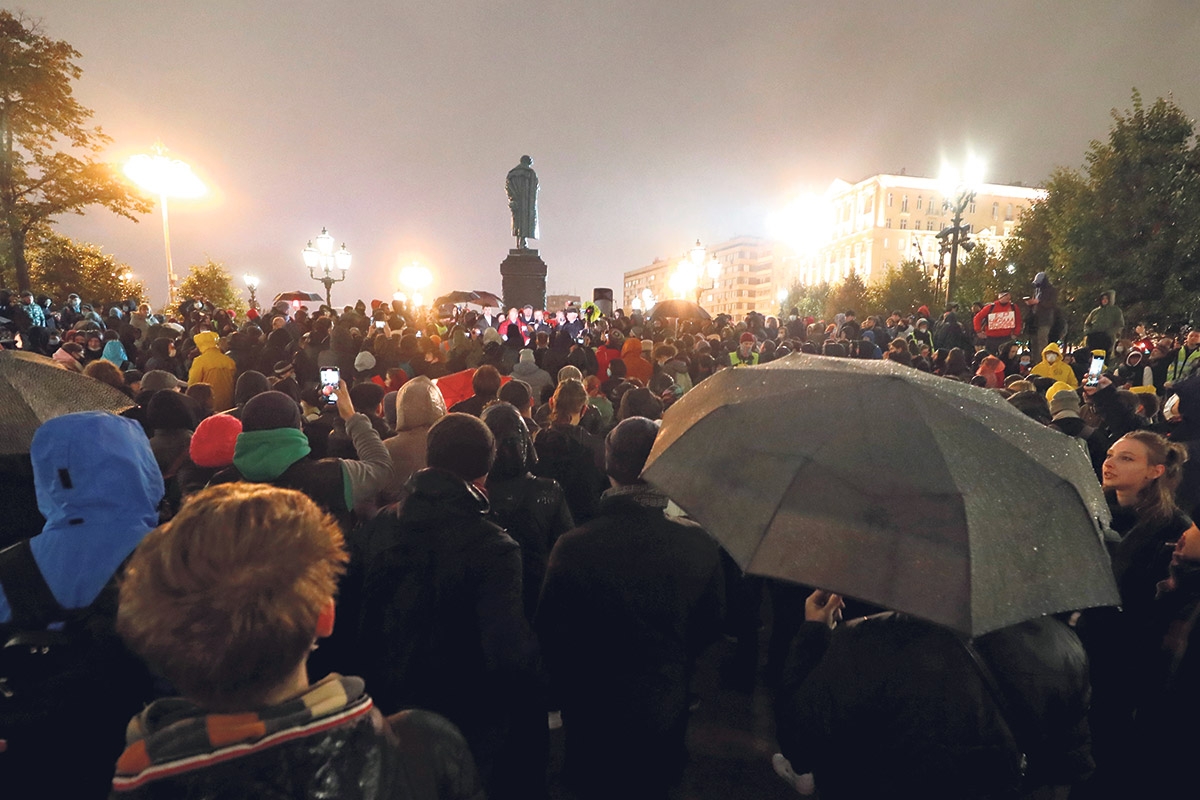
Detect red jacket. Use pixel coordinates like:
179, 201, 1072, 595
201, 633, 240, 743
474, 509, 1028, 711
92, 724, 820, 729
973, 301, 1022, 339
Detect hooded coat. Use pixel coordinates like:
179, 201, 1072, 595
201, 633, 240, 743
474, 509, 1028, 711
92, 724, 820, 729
509, 348, 553, 401
1029, 342, 1078, 387
1083, 290, 1125, 339
620, 337, 653, 384
187, 331, 236, 411
0, 411, 163, 798
382, 376, 447, 501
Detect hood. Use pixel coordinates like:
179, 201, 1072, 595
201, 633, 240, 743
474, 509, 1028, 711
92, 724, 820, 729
235, 370, 271, 406
1033, 271, 1050, 287
943, 311, 959, 325
395, 375, 447, 431
1101, 289, 1116, 304
193, 330, 220, 354
24, 412, 163, 614
1041, 341, 1063, 358
510, 359, 544, 378
622, 338, 644, 359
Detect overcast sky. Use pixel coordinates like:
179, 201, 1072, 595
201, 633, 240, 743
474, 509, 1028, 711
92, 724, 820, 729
13, 1, 1200, 307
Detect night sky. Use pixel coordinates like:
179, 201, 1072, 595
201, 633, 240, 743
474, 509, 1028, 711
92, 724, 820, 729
13, 1, 1200, 307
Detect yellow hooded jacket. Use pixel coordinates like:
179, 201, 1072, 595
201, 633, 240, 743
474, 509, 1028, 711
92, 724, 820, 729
1029, 342, 1078, 388
188, 331, 237, 411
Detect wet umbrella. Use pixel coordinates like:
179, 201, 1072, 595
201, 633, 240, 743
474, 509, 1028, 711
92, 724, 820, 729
470, 290, 503, 308
273, 291, 324, 303
647, 299, 711, 321
433, 291, 480, 307
641, 353, 1119, 637
0, 350, 135, 455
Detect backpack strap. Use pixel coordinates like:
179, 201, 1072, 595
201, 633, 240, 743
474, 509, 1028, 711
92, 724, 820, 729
0, 540, 65, 630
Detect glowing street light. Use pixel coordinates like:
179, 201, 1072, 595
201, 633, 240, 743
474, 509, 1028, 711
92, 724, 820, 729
938, 155, 986, 305
243, 273, 260, 310
303, 227, 351, 308
124, 145, 207, 311
398, 262, 433, 308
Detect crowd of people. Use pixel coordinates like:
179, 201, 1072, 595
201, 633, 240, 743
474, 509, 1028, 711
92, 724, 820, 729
0, 276, 1198, 799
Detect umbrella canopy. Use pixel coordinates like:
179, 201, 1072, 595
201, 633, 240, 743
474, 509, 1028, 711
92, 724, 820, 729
641, 353, 1119, 637
470, 290, 503, 308
273, 291, 324, 303
647, 299, 711, 321
0, 351, 135, 455
433, 291, 481, 307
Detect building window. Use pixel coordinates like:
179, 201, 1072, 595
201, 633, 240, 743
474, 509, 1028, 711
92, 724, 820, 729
885, 218, 892, 228
900, 219, 908, 230
992, 202, 999, 220
887, 192, 893, 207
1005, 204, 1014, 221
917, 196, 923, 210
927, 221, 935, 231
901, 195, 909, 212
883, 238, 888, 248
969, 201, 976, 213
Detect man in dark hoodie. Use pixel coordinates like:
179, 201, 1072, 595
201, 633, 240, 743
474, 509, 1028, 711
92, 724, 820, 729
1027, 271, 1060, 361
1083, 290, 1125, 360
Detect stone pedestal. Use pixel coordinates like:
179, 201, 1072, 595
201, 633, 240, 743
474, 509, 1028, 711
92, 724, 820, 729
500, 248, 547, 312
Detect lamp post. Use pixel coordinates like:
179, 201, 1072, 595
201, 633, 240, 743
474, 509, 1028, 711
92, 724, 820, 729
123, 145, 207, 311
938, 159, 984, 306
243, 274, 260, 310
303, 227, 351, 308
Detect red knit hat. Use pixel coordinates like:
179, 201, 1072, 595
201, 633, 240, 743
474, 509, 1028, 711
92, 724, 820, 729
739, 332, 756, 344
189, 413, 243, 468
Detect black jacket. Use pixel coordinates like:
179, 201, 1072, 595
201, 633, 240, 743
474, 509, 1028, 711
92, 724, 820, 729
776, 614, 1093, 799
532, 424, 606, 523
486, 473, 575, 622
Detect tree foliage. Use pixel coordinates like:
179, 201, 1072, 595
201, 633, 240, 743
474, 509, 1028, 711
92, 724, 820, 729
178, 258, 246, 316
0, 12, 152, 292
868, 260, 938, 318
780, 280, 831, 321
1004, 91, 1200, 330
824, 271, 870, 321
28, 231, 144, 309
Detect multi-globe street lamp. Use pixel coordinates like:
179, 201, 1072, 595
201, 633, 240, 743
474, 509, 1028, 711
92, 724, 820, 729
937, 158, 985, 306
243, 274, 260, 310
669, 239, 721, 306
123, 145, 207, 311
302, 227, 351, 308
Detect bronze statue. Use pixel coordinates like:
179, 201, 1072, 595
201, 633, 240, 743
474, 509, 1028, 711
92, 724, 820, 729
506, 155, 539, 249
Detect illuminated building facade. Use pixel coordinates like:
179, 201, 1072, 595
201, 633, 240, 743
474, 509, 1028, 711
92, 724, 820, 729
622, 236, 775, 318
778, 174, 1046, 287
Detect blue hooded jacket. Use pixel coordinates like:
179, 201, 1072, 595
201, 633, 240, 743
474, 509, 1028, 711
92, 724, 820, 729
0, 411, 163, 624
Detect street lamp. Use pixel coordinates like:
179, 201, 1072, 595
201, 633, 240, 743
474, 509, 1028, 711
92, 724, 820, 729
398, 262, 433, 309
938, 158, 985, 306
243, 274, 260, 310
673, 239, 721, 306
124, 144, 207, 311
303, 227, 351, 308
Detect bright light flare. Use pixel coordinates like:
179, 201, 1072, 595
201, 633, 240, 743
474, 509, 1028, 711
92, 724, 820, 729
124, 153, 206, 199
938, 154, 987, 194
767, 191, 833, 256
399, 262, 433, 292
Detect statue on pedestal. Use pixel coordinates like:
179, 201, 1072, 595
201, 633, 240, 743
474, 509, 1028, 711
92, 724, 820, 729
506, 155, 539, 250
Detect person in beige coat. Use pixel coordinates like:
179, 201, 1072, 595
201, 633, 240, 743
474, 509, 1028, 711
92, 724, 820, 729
382, 376, 447, 501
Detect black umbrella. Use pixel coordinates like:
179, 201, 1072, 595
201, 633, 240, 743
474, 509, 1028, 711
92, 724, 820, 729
647, 299, 711, 321
433, 291, 480, 307
0, 351, 135, 455
273, 291, 324, 303
470, 290, 503, 308
641, 353, 1119, 637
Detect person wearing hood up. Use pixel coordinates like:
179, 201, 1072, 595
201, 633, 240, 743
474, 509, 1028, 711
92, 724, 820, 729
1027, 271, 1060, 360
0, 411, 162, 796
1029, 342, 1078, 387
382, 375, 447, 501
209, 388, 393, 530
1083, 290, 1125, 360
510, 347, 553, 401
933, 307, 974, 352
908, 318, 933, 351
187, 330, 236, 411
620, 336, 653, 383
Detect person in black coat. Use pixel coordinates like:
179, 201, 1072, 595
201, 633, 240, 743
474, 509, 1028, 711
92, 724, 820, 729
536, 417, 725, 800
481, 402, 574, 622
532, 379, 607, 524
775, 595, 1093, 800
326, 413, 540, 800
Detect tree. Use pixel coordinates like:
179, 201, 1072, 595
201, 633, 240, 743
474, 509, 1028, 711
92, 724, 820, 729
824, 271, 870, 322
1004, 91, 1200, 330
28, 230, 144, 310
0, 12, 152, 292
868, 260, 938, 318
779, 280, 831, 321
178, 258, 246, 316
